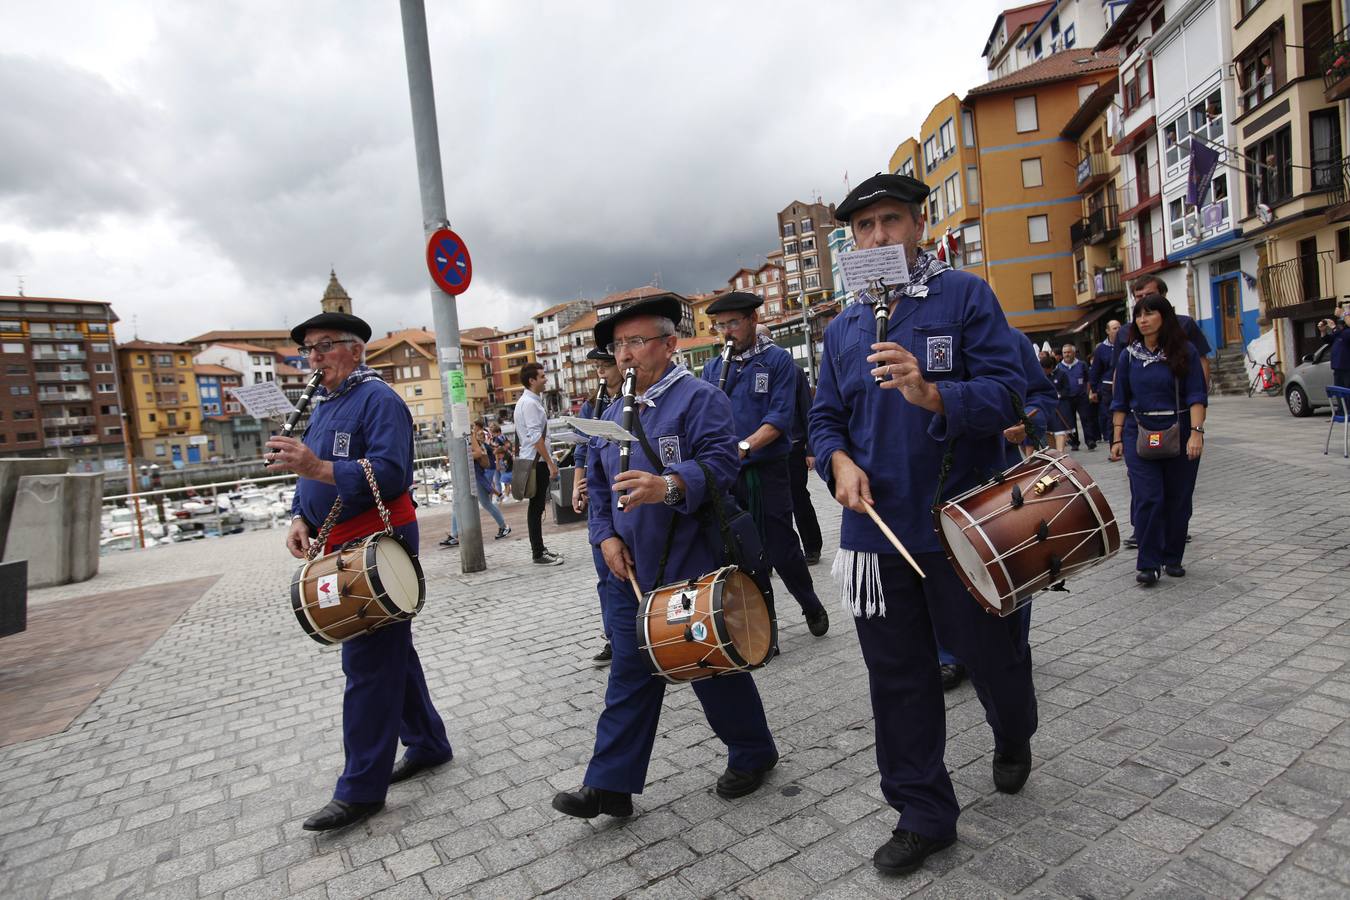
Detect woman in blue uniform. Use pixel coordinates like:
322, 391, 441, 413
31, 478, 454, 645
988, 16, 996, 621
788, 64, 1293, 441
1108, 295, 1207, 585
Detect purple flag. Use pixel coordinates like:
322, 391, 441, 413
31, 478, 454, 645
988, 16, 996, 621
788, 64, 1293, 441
1187, 139, 1219, 206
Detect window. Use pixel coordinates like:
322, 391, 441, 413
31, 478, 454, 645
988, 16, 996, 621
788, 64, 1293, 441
94, 363, 113, 373
6, 364, 24, 375
154, 354, 172, 366
1150, 9, 1165, 32
1032, 273, 1054, 309
17, 432, 37, 443
961, 109, 975, 147
1064, 24, 1076, 48
966, 166, 980, 204
804, 274, 821, 289
803, 255, 819, 270
1032, 35, 1043, 57
1027, 215, 1049, 243
10, 385, 30, 395
783, 241, 797, 256
97, 383, 115, 393
1237, 27, 1283, 114
786, 278, 801, 294
1310, 109, 1343, 191
800, 237, 815, 252
1014, 96, 1038, 133
413, 385, 423, 397
177, 355, 187, 366
1122, 60, 1152, 114
1246, 126, 1293, 209
928, 192, 942, 222
104, 426, 122, 437
1337, 227, 1350, 263
1021, 158, 1043, 188
963, 224, 983, 263
944, 174, 960, 213
91, 342, 109, 353
1078, 83, 1097, 105
800, 217, 813, 232
785, 258, 799, 273
135, 355, 145, 365
14, 409, 33, 420
923, 136, 938, 171
898, 158, 915, 177
1, 342, 21, 353
939, 119, 955, 155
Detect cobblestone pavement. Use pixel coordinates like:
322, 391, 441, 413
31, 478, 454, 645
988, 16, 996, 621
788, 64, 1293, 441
1, 396, 1347, 899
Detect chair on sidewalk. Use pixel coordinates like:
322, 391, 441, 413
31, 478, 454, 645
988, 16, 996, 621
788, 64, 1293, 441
1325, 386, 1350, 458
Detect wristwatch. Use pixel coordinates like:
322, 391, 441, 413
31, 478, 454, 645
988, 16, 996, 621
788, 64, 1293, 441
1193, 425, 1205, 434
662, 474, 684, 506
738, 440, 751, 455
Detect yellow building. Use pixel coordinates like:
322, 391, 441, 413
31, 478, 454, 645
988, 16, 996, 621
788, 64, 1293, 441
888, 137, 921, 178
1063, 79, 1126, 333
366, 329, 445, 434
965, 49, 1119, 340
1238, 0, 1349, 362
918, 93, 986, 278
485, 325, 535, 415
117, 340, 205, 464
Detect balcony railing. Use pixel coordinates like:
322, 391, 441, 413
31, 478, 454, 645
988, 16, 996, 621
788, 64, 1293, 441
30, 330, 84, 341
1325, 157, 1350, 223
1124, 227, 1166, 275
42, 415, 97, 428
32, 349, 86, 361
35, 371, 89, 383
1319, 25, 1349, 100
1091, 267, 1125, 299
1118, 163, 1160, 216
1258, 250, 1336, 312
1085, 205, 1120, 244
1076, 152, 1109, 190
45, 435, 100, 448
38, 388, 92, 402
1071, 220, 1090, 249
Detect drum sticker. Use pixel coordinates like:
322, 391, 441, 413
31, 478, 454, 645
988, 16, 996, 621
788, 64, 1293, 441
926, 336, 953, 372
332, 432, 351, 458
754, 372, 770, 393
317, 573, 341, 608
666, 590, 695, 624
690, 621, 708, 642
658, 435, 682, 466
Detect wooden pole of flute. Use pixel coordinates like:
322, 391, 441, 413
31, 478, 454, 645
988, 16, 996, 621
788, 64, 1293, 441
863, 504, 925, 578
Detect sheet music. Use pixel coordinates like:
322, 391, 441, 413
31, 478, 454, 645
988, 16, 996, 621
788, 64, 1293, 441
560, 416, 638, 442
228, 382, 297, 420
838, 245, 911, 293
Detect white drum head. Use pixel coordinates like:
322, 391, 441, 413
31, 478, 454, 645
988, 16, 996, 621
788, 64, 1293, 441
939, 513, 1003, 610
374, 538, 422, 613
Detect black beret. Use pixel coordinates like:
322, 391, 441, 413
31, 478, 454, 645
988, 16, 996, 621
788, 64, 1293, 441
290, 312, 373, 345
835, 173, 932, 223
706, 291, 763, 314
585, 346, 616, 362
593, 294, 683, 352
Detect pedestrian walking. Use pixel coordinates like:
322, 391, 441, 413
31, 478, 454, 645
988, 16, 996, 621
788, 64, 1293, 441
513, 362, 564, 566
440, 421, 511, 547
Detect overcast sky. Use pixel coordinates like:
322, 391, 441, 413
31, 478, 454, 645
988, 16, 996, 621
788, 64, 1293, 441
1, 1, 1001, 343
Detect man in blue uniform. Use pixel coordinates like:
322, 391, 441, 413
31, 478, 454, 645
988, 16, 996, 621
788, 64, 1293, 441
552, 297, 779, 819
269, 312, 453, 832
809, 174, 1038, 876
1088, 320, 1122, 459
1055, 343, 1096, 450
572, 347, 623, 666
701, 293, 829, 638
787, 351, 824, 566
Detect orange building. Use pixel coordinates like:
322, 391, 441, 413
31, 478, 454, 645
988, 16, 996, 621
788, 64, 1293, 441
888, 137, 921, 178
965, 48, 1119, 341
918, 93, 985, 278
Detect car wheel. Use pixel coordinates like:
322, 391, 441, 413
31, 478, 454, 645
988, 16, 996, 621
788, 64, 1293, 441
1286, 384, 1311, 417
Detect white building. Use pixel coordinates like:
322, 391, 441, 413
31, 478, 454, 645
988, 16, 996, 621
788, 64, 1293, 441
192, 342, 277, 386
1015, 0, 1111, 71
531, 299, 592, 414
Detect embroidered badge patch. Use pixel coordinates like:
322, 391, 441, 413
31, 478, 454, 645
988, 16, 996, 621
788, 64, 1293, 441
754, 372, 770, 393
332, 432, 351, 457
658, 435, 681, 465
926, 335, 954, 373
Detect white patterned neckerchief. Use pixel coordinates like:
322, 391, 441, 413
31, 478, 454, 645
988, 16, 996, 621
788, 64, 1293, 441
634, 363, 692, 408
729, 332, 776, 363
857, 247, 952, 307
314, 365, 383, 404
1125, 341, 1167, 368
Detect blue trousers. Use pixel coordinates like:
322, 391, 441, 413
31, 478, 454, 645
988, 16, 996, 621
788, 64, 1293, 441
735, 457, 825, 618
937, 602, 1030, 666
583, 578, 777, 794
1123, 420, 1200, 570
451, 486, 507, 536
334, 523, 453, 804
1095, 385, 1114, 444
592, 544, 610, 640
1058, 394, 1098, 446
854, 552, 1037, 840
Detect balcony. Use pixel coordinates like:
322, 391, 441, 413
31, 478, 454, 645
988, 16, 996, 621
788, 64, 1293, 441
32, 348, 85, 361
1070, 220, 1090, 249
42, 415, 97, 428
30, 330, 84, 342
155, 394, 185, 408
38, 388, 92, 402
44, 434, 99, 449
1118, 163, 1160, 219
1319, 157, 1350, 223
1321, 25, 1350, 101
1085, 206, 1120, 245
1124, 227, 1166, 277
1090, 267, 1125, 300
1258, 251, 1336, 316
1076, 152, 1110, 192
35, 371, 89, 383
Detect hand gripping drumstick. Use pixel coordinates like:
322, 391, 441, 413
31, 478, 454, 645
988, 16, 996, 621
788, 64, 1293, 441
863, 504, 925, 578
616, 367, 645, 602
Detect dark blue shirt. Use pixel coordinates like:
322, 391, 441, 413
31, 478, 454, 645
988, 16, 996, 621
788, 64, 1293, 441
1011, 332, 1058, 464
809, 270, 1025, 555
586, 368, 740, 592
1327, 326, 1350, 371
1110, 343, 1208, 425
292, 379, 415, 527
1088, 339, 1118, 391
791, 365, 813, 451
1055, 359, 1088, 397
700, 342, 797, 463
573, 395, 610, 470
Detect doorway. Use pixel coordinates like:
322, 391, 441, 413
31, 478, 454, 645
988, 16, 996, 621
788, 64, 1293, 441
1214, 277, 1243, 348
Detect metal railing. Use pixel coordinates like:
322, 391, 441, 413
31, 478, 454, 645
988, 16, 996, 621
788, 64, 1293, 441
32, 349, 86, 361
42, 415, 96, 427
1118, 163, 1159, 213
1314, 155, 1347, 206
1258, 251, 1337, 311
1124, 227, 1165, 274
1091, 267, 1125, 298
1076, 152, 1109, 188
38, 388, 92, 402
35, 371, 89, 383
1086, 205, 1119, 243
30, 330, 84, 341
1318, 24, 1347, 90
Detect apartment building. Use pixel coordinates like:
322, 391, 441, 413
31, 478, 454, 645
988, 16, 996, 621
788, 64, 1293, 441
593, 287, 697, 339
559, 311, 599, 411
0, 295, 123, 467
366, 328, 446, 434
919, 94, 986, 277
1064, 80, 1128, 328
889, 137, 922, 177
192, 343, 279, 387
983, 3, 1056, 81
532, 300, 593, 414
777, 200, 839, 308
485, 325, 535, 417
1015, 0, 1111, 71
118, 340, 205, 465
724, 256, 787, 317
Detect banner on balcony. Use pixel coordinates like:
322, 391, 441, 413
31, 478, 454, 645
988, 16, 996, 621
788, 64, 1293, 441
1186, 140, 1219, 206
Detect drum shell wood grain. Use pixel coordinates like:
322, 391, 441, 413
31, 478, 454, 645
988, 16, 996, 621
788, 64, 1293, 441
290, 533, 424, 644
638, 567, 773, 683
935, 451, 1119, 616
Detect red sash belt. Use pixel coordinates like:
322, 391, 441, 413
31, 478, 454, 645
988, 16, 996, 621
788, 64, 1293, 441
324, 491, 415, 553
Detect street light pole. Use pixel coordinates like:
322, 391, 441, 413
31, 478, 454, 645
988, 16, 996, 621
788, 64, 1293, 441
799, 291, 816, 387
399, 0, 485, 572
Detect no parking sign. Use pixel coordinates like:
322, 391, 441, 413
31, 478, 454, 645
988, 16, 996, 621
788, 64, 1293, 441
425, 227, 473, 296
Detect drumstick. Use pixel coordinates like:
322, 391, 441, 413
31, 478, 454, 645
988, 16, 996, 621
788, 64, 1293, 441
628, 573, 645, 603
863, 504, 925, 579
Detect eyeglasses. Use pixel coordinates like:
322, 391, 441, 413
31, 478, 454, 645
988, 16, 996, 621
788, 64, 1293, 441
605, 335, 667, 354
712, 318, 748, 332
297, 339, 355, 356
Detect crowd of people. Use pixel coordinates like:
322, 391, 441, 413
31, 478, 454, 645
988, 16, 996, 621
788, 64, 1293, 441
268, 173, 1229, 878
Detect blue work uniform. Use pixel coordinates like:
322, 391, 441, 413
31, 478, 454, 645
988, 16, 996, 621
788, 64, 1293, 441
1088, 338, 1119, 444
577, 396, 611, 621
808, 270, 1038, 842
1055, 357, 1096, 448
702, 343, 825, 620
1325, 326, 1350, 388
292, 377, 453, 805
582, 367, 777, 794
1111, 344, 1207, 571
787, 366, 823, 559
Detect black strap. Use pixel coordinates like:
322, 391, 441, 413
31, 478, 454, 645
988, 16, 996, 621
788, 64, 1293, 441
931, 387, 1033, 508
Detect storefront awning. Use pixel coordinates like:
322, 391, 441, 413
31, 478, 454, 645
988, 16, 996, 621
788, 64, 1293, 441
1055, 301, 1123, 337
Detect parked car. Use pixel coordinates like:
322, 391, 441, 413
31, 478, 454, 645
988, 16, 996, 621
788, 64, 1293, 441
1285, 343, 1334, 416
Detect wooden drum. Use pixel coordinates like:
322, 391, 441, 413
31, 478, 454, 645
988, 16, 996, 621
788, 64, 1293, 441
638, 566, 774, 683
290, 533, 425, 644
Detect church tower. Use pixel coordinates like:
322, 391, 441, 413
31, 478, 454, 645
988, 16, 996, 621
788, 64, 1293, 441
321, 269, 352, 315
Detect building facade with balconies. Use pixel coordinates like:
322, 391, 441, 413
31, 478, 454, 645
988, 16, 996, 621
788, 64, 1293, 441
918, 94, 986, 278
365, 328, 446, 434
118, 340, 204, 465
532, 300, 594, 415
777, 200, 838, 310
485, 325, 535, 419
983, 2, 1057, 82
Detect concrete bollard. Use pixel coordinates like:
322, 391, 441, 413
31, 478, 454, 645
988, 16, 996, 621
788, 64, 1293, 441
2, 472, 103, 588
0, 458, 71, 559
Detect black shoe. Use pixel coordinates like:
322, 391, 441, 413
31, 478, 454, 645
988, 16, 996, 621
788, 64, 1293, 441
592, 643, 612, 665
1164, 564, 1185, 578
390, 754, 451, 785
804, 550, 822, 566
939, 663, 967, 691
1086, 443, 1097, 450
1124, 536, 1138, 549
495, 525, 511, 540
302, 799, 384, 831
533, 552, 564, 566
551, 786, 632, 819
1136, 568, 1160, 586
805, 608, 829, 637
992, 742, 1032, 794
716, 752, 778, 799
873, 829, 957, 876
438, 536, 459, 548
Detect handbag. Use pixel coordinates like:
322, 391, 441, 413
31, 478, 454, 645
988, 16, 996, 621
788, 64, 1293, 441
1133, 379, 1182, 460
510, 456, 537, 501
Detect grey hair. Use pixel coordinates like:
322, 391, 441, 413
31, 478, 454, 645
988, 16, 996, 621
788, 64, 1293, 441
333, 330, 366, 363
650, 316, 677, 337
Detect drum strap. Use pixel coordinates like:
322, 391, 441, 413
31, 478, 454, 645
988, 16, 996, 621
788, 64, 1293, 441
930, 388, 1035, 509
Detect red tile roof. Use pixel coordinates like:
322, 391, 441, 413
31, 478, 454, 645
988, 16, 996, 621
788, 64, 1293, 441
192, 364, 242, 376
966, 47, 1120, 98
184, 329, 290, 343
211, 341, 280, 354
459, 327, 499, 341
560, 311, 598, 335
118, 340, 194, 351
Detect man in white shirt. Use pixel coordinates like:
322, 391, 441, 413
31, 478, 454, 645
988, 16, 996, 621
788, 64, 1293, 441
514, 362, 564, 566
